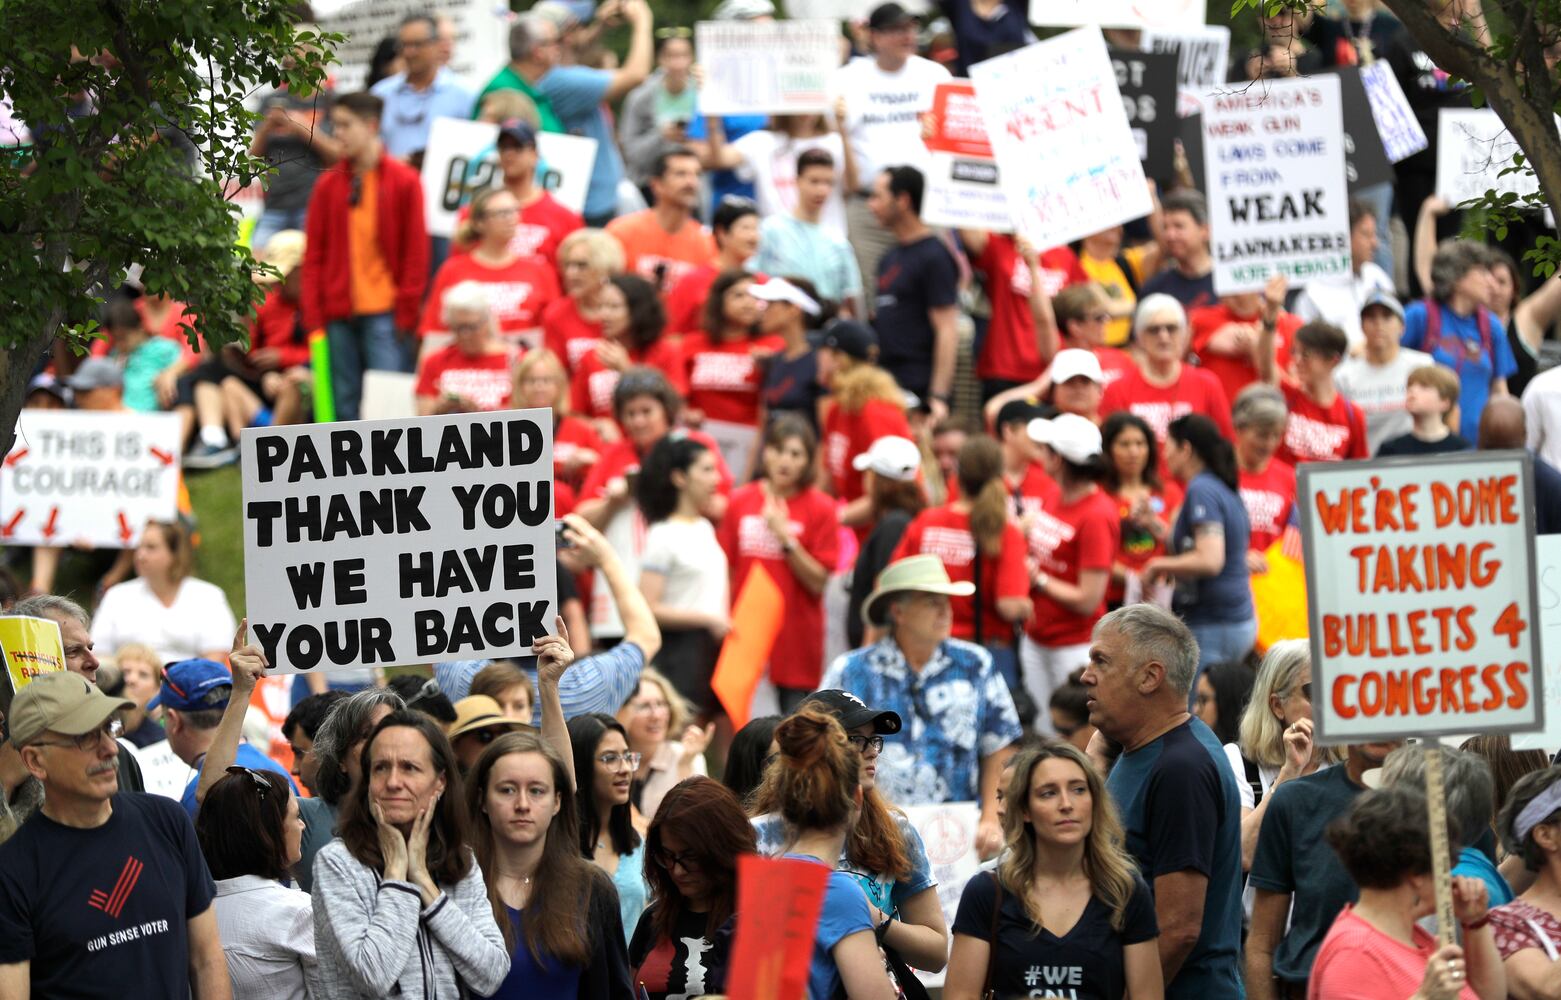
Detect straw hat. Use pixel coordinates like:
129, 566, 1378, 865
862, 554, 975, 628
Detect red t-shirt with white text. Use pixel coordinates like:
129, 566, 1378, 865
1188, 304, 1299, 404
1278, 381, 1369, 465
893, 506, 1029, 642
974, 236, 1086, 382
822, 398, 913, 508
542, 296, 602, 374
682, 333, 785, 426
414, 346, 515, 410
569, 339, 687, 420
1239, 459, 1296, 552
418, 254, 559, 346
1024, 487, 1119, 647
579, 433, 735, 502
1100, 365, 1235, 450
553, 414, 604, 487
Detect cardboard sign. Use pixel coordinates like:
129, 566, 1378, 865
1, 410, 182, 549
1300, 451, 1544, 744
925, 81, 994, 159
1028, 0, 1204, 30
312, 0, 510, 94
1203, 75, 1351, 294
695, 20, 840, 116
1332, 67, 1394, 191
969, 29, 1152, 249
727, 855, 831, 1000
420, 117, 597, 238
711, 562, 785, 729
902, 801, 983, 990
239, 411, 558, 675
921, 81, 1011, 232
1512, 534, 1561, 753
1360, 62, 1428, 163
1436, 108, 1545, 209
1141, 26, 1230, 118
0, 616, 66, 698
1109, 48, 1178, 178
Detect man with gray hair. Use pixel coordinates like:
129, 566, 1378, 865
1083, 604, 1242, 998
10, 594, 145, 793
370, 11, 474, 160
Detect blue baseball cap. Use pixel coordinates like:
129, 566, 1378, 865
147, 659, 234, 712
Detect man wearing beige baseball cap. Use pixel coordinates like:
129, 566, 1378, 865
822, 554, 1022, 858
0, 673, 230, 996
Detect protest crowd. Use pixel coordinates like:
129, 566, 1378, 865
7, 0, 1561, 997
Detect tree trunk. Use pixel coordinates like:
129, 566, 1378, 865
0, 324, 62, 459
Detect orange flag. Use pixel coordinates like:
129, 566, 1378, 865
727, 855, 830, 1000
711, 562, 785, 728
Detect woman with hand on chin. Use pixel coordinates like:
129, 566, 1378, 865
310, 711, 510, 998
616, 668, 713, 821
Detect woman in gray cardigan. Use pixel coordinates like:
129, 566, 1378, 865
311, 711, 510, 998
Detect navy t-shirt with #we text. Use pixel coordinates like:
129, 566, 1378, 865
1106, 717, 1244, 1000
873, 234, 959, 399
0, 792, 216, 998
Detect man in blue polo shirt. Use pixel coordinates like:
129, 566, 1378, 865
155, 658, 296, 819
370, 12, 475, 160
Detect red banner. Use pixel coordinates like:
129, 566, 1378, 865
726, 855, 831, 1000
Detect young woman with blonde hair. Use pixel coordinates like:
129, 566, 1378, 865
944, 743, 1162, 1000
513, 347, 602, 489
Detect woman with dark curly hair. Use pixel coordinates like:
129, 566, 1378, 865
1310, 784, 1503, 1000
570, 273, 685, 430
630, 777, 758, 999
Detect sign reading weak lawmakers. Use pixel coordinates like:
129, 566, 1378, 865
1300, 451, 1544, 744
0, 409, 182, 549
240, 411, 559, 675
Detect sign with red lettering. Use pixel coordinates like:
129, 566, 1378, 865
1299, 451, 1544, 743
926, 82, 993, 158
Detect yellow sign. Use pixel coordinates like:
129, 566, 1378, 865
0, 616, 67, 695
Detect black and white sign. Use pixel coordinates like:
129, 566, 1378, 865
1109, 48, 1178, 178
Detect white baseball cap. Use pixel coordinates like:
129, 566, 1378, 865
750, 278, 821, 316
1028, 413, 1103, 465
1048, 348, 1105, 386
851, 436, 921, 482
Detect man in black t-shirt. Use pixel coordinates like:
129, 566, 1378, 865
0, 673, 228, 998
867, 165, 961, 420
1140, 190, 1216, 312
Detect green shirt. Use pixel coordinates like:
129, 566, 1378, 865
476, 65, 563, 134
118, 338, 181, 413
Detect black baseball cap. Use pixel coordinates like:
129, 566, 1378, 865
798, 689, 902, 735
812, 319, 877, 361
497, 118, 538, 149
995, 397, 1049, 430
868, 2, 916, 30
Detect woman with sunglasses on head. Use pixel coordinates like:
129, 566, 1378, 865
468, 730, 634, 1000
753, 691, 949, 976
755, 708, 900, 1000
632, 777, 758, 999
197, 766, 323, 998
944, 743, 1162, 1000
569, 713, 649, 944
311, 711, 510, 998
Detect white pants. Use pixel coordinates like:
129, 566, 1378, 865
1019, 636, 1092, 736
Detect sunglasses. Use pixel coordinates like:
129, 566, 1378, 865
655, 26, 693, 38
597, 751, 643, 769
405, 677, 442, 709
847, 734, 885, 754
226, 765, 273, 799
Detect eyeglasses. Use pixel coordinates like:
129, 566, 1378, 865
655, 847, 704, 873
226, 765, 272, 799
631, 699, 670, 716
405, 677, 442, 709
1140, 323, 1180, 337
481, 206, 520, 219
597, 751, 643, 769
847, 734, 885, 754
33, 718, 123, 752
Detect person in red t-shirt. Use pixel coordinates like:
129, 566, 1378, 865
1101, 293, 1235, 458
1100, 411, 1182, 606
450, 119, 583, 273
1020, 413, 1120, 736
1047, 349, 1107, 425
892, 436, 1031, 680
1232, 383, 1296, 574
414, 280, 517, 414
961, 230, 1084, 397
605, 147, 717, 294
993, 398, 1060, 521
717, 414, 840, 706
1255, 290, 1370, 466
543, 228, 623, 375
513, 347, 602, 488
681, 271, 783, 476
817, 320, 914, 535
420, 187, 559, 354
1189, 284, 1299, 404
570, 273, 686, 437
664, 198, 761, 335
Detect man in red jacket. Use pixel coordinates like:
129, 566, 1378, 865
301, 92, 429, 420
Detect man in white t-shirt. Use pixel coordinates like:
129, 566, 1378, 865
1523, 364, 1561, 469
1291, 199, 1395, 348
829, 1, 950, 306
1332, 292, 1433, 454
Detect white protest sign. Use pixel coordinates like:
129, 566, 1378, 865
969, 29, 1152, 249
420, 116, 597, 237
1141, 26, 1229, 118
1299, 452, 1544, 744
902, 801, 982, 990
695, 20, 840, 116
1360, 62, 1428, 163
1436, 108, 1549, 209
1513, 534, 1561, 752
921, 81, 1011, 232
782, 0, 928, 20
1204, 75, 1351, 294
1028, 0, 1203, 29
1, 410, 182, 549
239, 411, 558, 675
312, 0, 510, 94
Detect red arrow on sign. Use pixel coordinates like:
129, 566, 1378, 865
1, 509, 23, 538
40, 506, 60, 541
4, 448, 28, 468
148, 447, 175, 466
117, 512, 133, 544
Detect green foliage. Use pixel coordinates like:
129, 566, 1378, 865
0, 0, 338, 353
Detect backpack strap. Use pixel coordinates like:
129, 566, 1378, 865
1243, 754, 1265, 809
1422, 297, 1442, 357
1423, 298, 1495, 366
1116, 252, 1141, 297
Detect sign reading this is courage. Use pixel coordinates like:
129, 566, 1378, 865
240, 412, 559, 675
